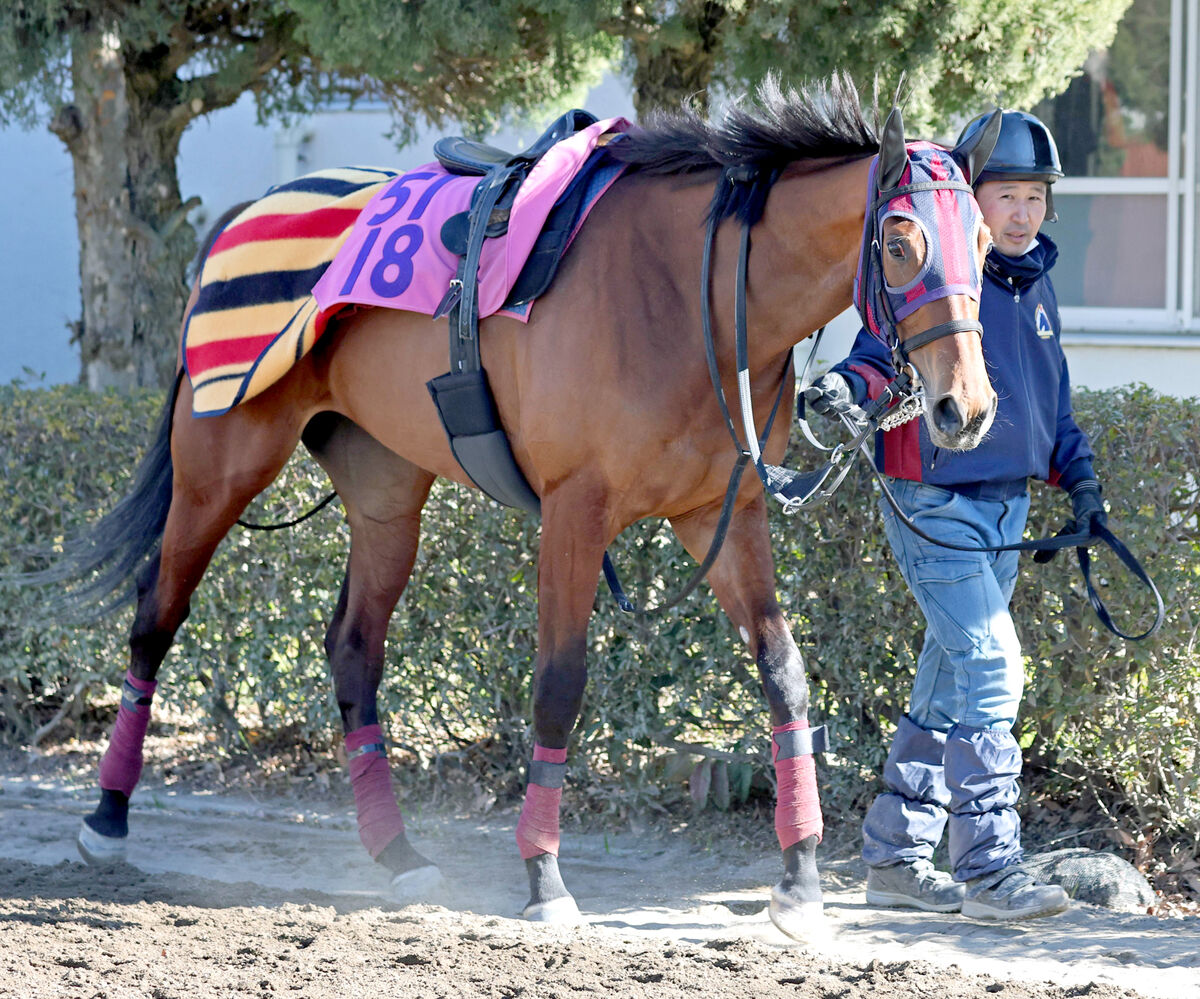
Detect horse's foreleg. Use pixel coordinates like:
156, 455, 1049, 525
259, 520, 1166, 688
670, 495, 824, 941
303, 415, 439, 899
516, 488, 607, 923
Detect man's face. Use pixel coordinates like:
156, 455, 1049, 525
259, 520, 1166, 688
975, 179, 1049, 257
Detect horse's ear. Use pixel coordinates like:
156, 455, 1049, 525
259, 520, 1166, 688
951, 108, 1003, 184
878, 106, 907, 191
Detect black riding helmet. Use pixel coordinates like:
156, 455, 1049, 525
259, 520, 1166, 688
956, 109, 1063, 221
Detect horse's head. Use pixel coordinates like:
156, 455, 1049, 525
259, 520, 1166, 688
855, 107, 1002, 451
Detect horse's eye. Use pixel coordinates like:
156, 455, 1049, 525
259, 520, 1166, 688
887, 238, 906, 259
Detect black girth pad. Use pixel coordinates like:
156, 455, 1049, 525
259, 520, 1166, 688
426, 368, 541, 513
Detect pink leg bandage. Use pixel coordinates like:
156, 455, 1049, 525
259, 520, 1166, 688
98, 671, 157, 797
772, 719, 823, 850
346, 724, 406, 859
515, 745, 567, 860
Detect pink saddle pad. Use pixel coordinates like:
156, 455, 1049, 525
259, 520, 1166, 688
313, 116, 630, 323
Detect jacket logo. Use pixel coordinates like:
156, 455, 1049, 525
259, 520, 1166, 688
1034, 303, 1054, 339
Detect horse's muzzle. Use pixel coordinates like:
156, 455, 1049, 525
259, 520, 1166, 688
926, 391, 997, 451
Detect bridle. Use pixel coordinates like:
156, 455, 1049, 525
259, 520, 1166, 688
791, 149, 992, 504
715, 145, 991, 515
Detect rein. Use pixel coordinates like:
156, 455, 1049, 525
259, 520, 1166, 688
602, 166, 798, 616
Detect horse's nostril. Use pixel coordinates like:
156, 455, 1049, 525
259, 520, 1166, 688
933, 396, 964, 437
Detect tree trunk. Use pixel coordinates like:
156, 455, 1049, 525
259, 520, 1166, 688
629, 2, 727, 118
51, 25, 196, 392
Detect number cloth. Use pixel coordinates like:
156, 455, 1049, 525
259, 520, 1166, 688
314, 116, 628, 319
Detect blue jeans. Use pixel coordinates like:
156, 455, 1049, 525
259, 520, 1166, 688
880, 479, 1029, 732
861, 479, 1030, 881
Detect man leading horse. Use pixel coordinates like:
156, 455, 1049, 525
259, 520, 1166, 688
807, 109, 1099, 921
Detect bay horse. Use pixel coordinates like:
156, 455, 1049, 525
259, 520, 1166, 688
39, 77, 998, 940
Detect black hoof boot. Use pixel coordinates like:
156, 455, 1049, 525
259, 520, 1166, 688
376, 833, 443, 902
769, 834, 825, 942
523, 853, 580, 922
77, 789, 130, 865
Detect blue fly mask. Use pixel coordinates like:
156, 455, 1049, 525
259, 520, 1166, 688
854, 109, 1002, 376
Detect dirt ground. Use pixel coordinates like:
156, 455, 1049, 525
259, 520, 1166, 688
2, 747, 1199, 999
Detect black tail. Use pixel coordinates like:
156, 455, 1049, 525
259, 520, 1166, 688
19, 370, 182, 620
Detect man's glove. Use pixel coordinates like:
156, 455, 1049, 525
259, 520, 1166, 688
803, 372, 865, 420
1069, 478, 1107, 535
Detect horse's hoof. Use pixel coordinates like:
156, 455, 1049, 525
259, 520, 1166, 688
390, 864, 444, 903
77, 819, 127, 866
768, 884, 826, 944
522, 894, 581, 924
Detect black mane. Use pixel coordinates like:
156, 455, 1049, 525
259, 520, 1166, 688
610, 72, 879, 176
609, 73, 878, 226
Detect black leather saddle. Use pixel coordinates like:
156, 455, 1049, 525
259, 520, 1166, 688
435, 108, 598, 176
426, 110, 599, 514
434, 109, 598, 258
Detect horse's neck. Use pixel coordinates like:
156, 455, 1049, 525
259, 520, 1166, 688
749, 156, 872, 363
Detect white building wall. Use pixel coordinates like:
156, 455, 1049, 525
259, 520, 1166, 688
0, 124, 78, 385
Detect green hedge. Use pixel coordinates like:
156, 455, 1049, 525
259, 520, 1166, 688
1, 381, 1196, 842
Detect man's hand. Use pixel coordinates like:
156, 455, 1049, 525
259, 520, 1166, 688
803, 373, 865, 420
1070, 479, 1107, 535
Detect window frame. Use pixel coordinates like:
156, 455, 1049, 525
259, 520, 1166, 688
1055, 0, 1189, 333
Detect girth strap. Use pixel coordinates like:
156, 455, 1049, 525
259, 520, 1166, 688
424, 113, 646, 611
447, 165, 520, 375
426, 119, 608, 514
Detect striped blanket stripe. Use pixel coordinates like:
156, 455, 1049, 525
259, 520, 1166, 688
184, 166, 397, 416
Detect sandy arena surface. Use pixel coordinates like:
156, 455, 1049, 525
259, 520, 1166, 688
1, 766, 1198, 999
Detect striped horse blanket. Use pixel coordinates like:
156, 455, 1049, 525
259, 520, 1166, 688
184, 121, 628, 418
183, 167, 396, 416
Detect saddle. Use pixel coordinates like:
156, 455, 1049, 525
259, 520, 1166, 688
425, 110, 599, 514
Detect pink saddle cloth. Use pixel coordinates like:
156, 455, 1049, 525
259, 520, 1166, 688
312, 116, 630, 322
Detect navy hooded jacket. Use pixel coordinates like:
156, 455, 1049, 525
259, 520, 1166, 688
831, 233, 1096, 496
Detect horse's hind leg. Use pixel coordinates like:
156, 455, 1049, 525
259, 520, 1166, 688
301, 414, 440, 899
669, 495, 825, 941
80, 384, 305, 864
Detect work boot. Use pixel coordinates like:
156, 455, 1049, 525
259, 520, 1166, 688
961, 865, 1070, 920
865, 858, 964, 913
